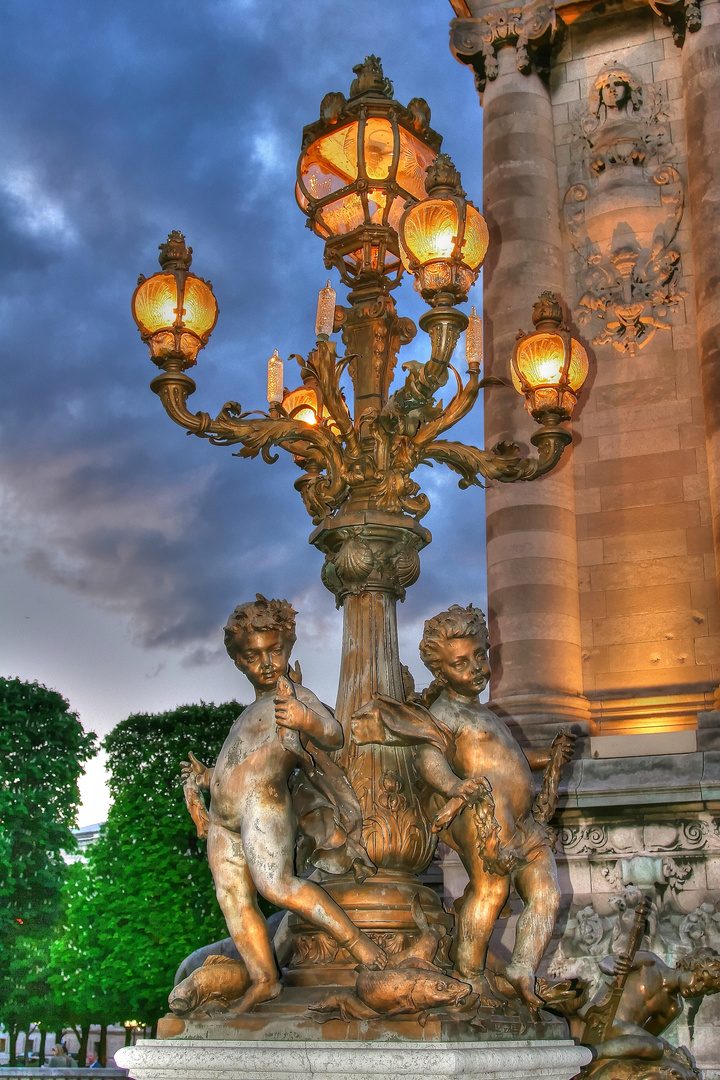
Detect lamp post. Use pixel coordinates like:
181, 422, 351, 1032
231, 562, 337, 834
132, 56, 588, 957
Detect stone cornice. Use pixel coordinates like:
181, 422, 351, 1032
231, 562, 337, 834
449, 0, 703, 91
450, 0, 561, 97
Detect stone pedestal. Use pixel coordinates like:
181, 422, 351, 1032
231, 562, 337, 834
116, 1038, 591, 1080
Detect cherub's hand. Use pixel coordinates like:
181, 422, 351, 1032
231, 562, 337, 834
553, 728, 577, 765
451, 777, 488, 802
181, 751, 212, 790
274, 675, 310, 732
612, 955, 634, 978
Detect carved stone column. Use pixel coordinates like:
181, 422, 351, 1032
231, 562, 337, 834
451, 30, 590, 746
682, 1, 720, 647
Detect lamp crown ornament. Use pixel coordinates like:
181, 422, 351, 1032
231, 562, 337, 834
349, 55, 394, 99
423, 153, 466, 198
531, 290, 566, 331
158, 230, 193, 271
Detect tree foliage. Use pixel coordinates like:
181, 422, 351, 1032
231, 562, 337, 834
50, 701, 241, 1027
0, 677, 96, 1050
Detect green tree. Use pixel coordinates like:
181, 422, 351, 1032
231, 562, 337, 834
51, 701, 241, 1034
0, 677, 96, 1062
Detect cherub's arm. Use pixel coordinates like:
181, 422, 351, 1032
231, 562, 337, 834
275, 680, 343, 751
415, 744, 476, 799
181, 751, 214, 790
525, 749, 552, 771
525, 732, 577, 771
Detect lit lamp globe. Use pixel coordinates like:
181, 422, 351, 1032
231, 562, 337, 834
281, 375, 345, 438
131, 231, 218, 369
511, 292, 589, 422
295, 56, 442, 287
398, 154, 488, 308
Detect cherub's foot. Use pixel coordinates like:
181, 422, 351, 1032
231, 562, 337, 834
343, 930, 387, 969
457, 972, 502, 1009
503, 962, 543, 1009
231, 978, 282, 1014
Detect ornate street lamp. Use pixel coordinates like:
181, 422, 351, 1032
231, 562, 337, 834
131, 56, 588, 960
131, 231, 218, 367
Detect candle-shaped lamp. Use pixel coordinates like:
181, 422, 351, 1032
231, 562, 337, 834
315, 280, 336, 339
466, 306, 483, 372
267, 349, 284, 405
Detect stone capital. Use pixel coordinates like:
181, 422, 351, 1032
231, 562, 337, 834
450, 0, 563, 98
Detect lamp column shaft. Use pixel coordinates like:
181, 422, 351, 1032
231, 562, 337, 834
338, 287, 413, 421
682, 5, 720, 709
481, 47, 589, 745
310, 515, 435, 877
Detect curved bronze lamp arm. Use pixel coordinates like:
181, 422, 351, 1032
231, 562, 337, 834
421, 421, 572, 488
304, 341, 362, 459
150, 368, 349, 518
412, 366, 480, 449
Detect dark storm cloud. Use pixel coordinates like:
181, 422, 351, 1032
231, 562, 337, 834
0, 0, 487, 668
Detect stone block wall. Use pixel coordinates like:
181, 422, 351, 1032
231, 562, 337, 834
445, 0, 720, 1068
448, 0, 720, 749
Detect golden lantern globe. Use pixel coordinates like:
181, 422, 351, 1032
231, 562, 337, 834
511, 292, 589, 420
131, 231, 218, 368
296, 56, 442, 286
398, 155, 488, 307
281, 377, 345, 437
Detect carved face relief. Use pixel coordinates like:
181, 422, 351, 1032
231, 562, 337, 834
598, 76, 631, 111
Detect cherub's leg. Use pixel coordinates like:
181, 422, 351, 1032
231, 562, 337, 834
206, 822, 282, 1012
506, 845, 560, 1008
242, 801, 385, 968
446, 811, 510, 1004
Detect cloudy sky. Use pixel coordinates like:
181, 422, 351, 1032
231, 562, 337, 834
1, 0, 489, 825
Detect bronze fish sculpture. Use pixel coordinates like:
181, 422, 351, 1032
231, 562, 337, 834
310, 958, 471, 1023
168, 954, 250, 1014
309, 895, 470, 1024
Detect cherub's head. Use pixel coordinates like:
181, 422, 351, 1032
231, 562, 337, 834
224, 594, 297, 694
419, 604, 490, 700
678, 948, 720, 998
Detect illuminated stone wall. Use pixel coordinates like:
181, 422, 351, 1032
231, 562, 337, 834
448, 0, 720, 756
444, 0, 720, 1069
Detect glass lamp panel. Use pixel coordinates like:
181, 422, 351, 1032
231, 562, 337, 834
179, 332, 201, 360
568, 338, 589, 391
396, 129, 436, 201
401, 199, 459, 267
387, 196, 405, 233
363, 118, 394, 180
321, 193, 365, 235
295, 182, 309, 212
367, 188, 387, 225
516, 333, 566, 388
134, 273, 179, 333
301, 124, 358, 193
183, 277, 218, 337
148, 331, 176, 357
461, 205, 490, 271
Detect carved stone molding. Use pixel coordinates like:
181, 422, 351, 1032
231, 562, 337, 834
450, 0, 562, 98
563, 66, 686, 355
558, 815, 720, 858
